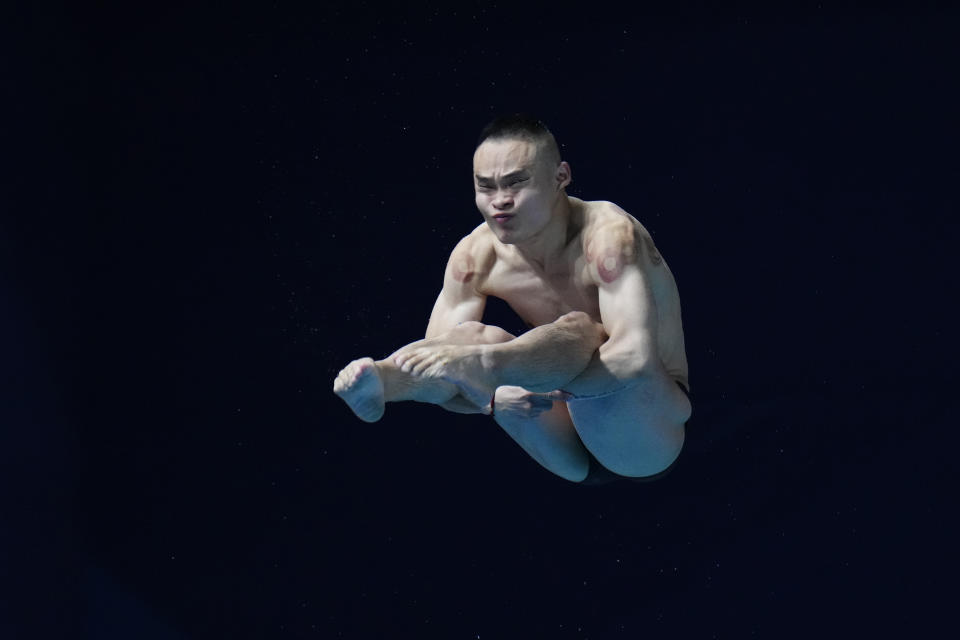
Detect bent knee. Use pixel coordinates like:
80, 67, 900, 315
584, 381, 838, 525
448, 320, 514, 344
445, 320, 487, 341
452, 320, 486, 335
556, 311, 606, 342
558, 457, 590, 483
556, 310, 592, 326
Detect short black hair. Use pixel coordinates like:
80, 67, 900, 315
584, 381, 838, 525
476, 113, 561, 168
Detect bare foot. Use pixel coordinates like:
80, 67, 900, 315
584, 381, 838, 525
333, 357, 385, 422
393, 345, 497, 409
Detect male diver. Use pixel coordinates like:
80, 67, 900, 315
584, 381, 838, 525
333, 114, 691, 484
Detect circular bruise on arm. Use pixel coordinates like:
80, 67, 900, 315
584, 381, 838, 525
596, 247, 625, 284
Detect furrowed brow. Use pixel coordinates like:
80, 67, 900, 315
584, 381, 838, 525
474, 170, 529, 183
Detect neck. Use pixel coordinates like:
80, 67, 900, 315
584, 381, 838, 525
514, 193, 575, 271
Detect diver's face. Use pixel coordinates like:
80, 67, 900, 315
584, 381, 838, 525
473, 138, 558, 244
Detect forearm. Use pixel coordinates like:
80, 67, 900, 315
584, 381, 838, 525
439, 394, 488, 415
483, 311, 607, 393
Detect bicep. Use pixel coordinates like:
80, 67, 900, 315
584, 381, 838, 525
424, 242, 487, 338
587, 223, 659, 359
425, 285, 486, 338
596, 264, 658, 358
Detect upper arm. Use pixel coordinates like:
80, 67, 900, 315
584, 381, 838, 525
586, 217, 660, 367
424, 234, 488, 339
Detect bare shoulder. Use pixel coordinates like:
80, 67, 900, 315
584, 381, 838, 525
580, 200, 663, 280
446, 223, 497, 285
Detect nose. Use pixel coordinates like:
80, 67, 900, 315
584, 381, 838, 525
492, 189, 513, 210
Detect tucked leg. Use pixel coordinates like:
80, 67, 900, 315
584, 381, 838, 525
394, 311, 607, 408
333, 321, 515, 421
490, 386, 590, 482
564, 361, 691, 478
334, 320, 595, 482
379, 321, 515, 406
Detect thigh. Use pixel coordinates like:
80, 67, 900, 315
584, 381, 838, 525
566, 376, 689, 478
579, 447, 681, 485
450, 321, 516, 346
394, 322, 515, 356
382, 323, 516, 406
493, 386, 591, 482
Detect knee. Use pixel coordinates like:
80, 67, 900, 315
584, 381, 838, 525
557, 310, 591, 325
449, 320, 486, 337
557, 311, 606, 342
445, 320, 515, 345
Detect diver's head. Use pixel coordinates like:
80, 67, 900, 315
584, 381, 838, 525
472, 114, 571, 244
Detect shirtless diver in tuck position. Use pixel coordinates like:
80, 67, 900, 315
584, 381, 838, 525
333, 114, 691, 485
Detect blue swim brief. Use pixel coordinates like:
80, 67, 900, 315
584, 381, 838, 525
579, 380, 690, 486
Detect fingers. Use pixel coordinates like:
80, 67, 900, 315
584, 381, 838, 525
391, 344, 417, 362
393, 349, 422, 373
414, 357, 441, 377
394, 348, 437, 376
395, 347, 455, 377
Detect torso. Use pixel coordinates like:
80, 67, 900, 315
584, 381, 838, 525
469, 197, 690, 391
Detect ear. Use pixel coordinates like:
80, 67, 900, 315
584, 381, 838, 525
555, 161, 572, 191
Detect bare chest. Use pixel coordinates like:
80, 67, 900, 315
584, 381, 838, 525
481, 260, 601, 327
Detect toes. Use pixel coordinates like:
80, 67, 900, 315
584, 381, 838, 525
349, 360, 372, 382
334, 359, 375, 392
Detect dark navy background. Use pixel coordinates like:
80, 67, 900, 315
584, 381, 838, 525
6, 3, 957, 638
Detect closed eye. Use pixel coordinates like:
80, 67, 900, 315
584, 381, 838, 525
475, 175, 528, 190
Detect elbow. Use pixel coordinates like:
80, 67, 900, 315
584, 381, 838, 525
598, 341, 656, 382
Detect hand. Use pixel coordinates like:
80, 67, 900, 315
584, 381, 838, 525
492, 386, 571, 420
